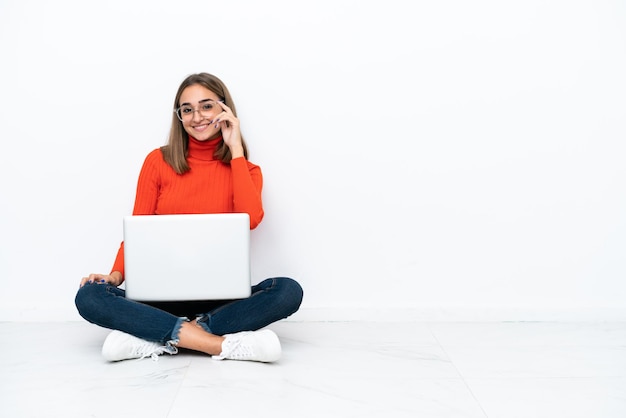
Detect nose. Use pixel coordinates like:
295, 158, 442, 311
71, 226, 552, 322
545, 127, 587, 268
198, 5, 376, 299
191, 109, 204, 122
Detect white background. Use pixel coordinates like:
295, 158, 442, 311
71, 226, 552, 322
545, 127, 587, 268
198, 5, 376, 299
1, 0, 625, 321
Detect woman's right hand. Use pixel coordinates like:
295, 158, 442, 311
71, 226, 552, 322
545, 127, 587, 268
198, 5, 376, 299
79, 272, 123, 288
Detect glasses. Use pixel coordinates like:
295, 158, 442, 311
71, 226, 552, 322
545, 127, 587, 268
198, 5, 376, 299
175, 100, 223, 121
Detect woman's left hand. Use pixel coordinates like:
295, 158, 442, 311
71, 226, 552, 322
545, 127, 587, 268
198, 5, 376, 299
214, 101, 244, 158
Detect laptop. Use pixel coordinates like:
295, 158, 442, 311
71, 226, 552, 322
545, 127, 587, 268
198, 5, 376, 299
123, 213, 252, 302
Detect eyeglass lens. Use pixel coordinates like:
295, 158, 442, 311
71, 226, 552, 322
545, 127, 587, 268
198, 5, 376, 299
176, 100, 221, 120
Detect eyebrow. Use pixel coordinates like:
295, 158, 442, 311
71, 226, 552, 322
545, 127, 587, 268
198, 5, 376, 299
179, 98, 218, 107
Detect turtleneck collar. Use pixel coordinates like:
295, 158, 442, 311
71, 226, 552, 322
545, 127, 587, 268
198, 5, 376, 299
187, 136, 222, 161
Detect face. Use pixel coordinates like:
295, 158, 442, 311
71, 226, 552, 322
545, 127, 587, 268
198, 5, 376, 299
177, 84, 223, 141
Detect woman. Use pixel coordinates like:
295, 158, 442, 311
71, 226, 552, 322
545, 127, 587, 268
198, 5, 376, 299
75, 73, 303, 363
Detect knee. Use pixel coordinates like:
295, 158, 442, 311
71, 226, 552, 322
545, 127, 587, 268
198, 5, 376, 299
74, 283, 106, 321
275, 277, 303, 314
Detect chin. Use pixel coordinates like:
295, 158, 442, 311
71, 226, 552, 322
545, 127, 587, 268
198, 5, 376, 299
194, 133, 216, 141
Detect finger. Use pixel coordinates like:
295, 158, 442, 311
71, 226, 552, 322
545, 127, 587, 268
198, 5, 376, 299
213, 114, 238, 129
211, 116, 225, 130
88, 273, 107, 284
80, 276, 100, 287
215, 104, 239, 124
216, 100, 233, 113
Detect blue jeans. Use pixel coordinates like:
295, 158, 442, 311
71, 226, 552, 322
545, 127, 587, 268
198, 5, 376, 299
75, 277, 303, 346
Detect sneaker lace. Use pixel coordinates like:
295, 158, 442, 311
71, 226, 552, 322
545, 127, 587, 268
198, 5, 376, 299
223, 335, 257, 360
227, 341, 254, 360
213, 333, 253, 360
131, 342, 170, 361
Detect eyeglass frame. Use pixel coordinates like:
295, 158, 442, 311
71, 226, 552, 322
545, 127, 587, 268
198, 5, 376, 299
174, 99, 224, 121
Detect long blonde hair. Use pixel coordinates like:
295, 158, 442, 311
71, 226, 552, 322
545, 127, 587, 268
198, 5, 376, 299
161, 73, 249, 174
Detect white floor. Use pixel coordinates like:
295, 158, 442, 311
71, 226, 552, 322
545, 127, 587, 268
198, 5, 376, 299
1, 321, 625, 418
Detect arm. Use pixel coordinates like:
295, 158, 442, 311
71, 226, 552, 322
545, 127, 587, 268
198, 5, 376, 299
214, 100, 264, 229
231, 156, 264, 229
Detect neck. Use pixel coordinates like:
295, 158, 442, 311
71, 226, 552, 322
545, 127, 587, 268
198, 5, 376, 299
187, 136, 222, 161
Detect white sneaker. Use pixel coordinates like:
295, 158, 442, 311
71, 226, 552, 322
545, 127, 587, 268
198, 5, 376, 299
213, 329, 281, 363
102, 330, 175, 362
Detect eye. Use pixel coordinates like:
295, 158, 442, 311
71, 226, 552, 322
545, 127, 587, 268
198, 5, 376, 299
201, 102, 215, 111
180, 106, 193, 114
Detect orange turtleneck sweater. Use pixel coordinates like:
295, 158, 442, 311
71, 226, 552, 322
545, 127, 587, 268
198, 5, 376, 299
111, 136, 264, 279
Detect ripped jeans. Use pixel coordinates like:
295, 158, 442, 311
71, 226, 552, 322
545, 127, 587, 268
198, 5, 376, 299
75, 277, 303, 347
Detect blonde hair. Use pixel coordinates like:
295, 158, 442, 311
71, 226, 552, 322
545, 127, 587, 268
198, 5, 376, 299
161, 73, 249, 174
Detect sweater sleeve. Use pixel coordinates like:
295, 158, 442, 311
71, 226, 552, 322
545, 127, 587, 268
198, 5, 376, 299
110, 150, 163, 278
111, 243, 125, 278
131, 149, 163, 216
231, 156, 264, 229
